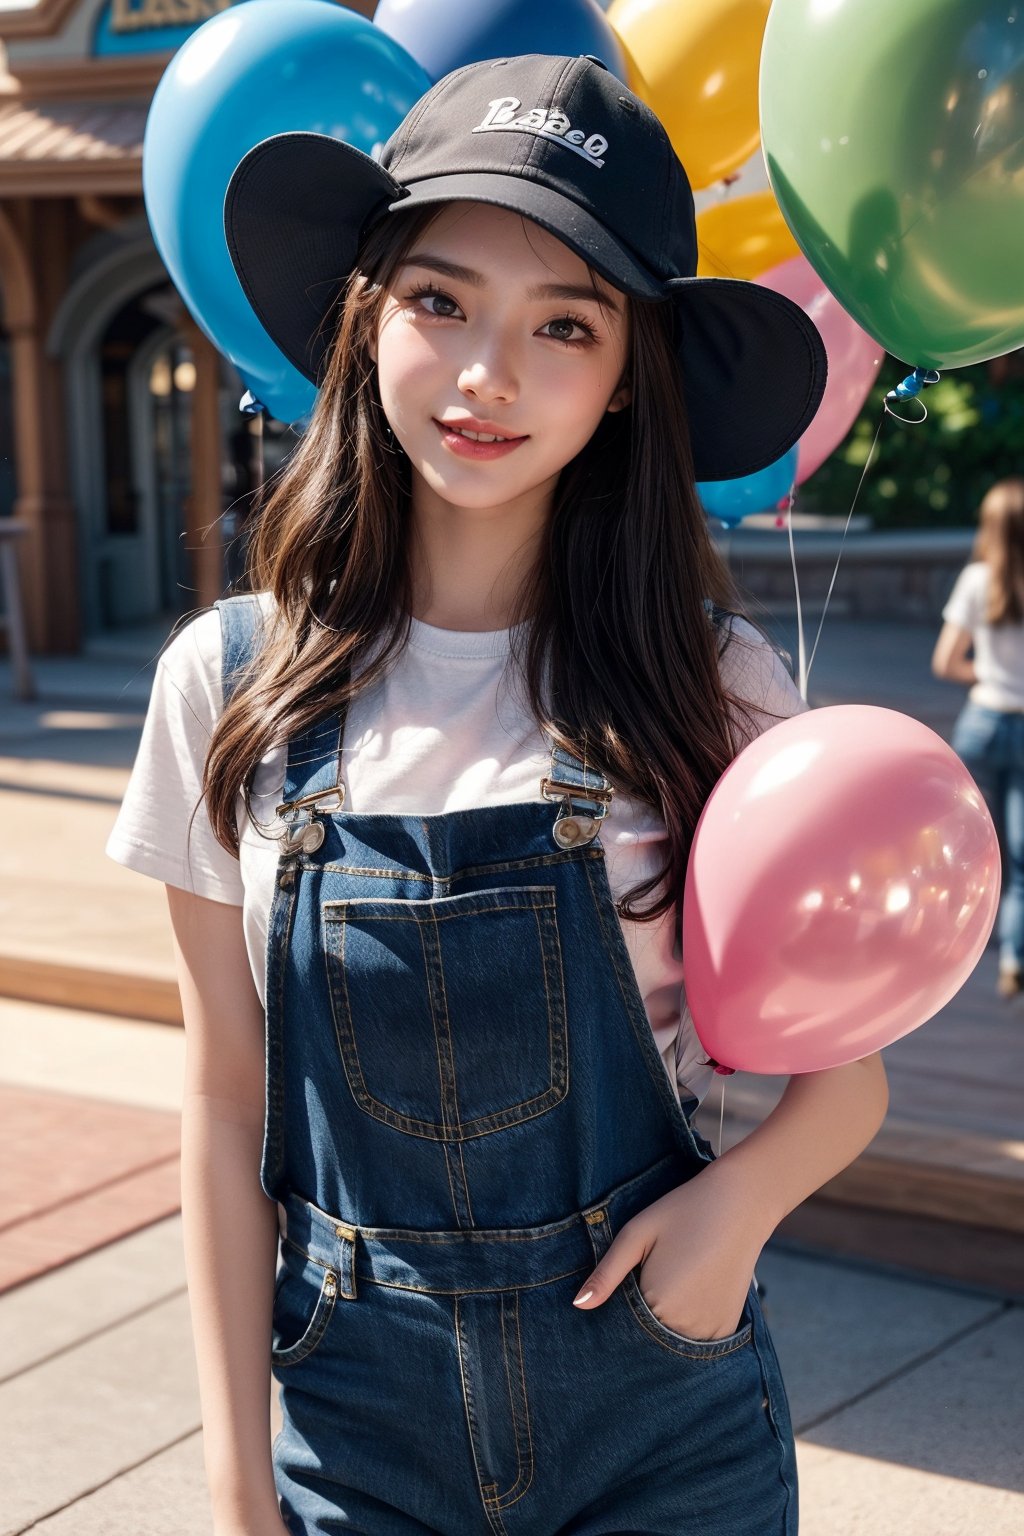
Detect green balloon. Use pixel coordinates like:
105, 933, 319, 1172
760, 0, 1024, 369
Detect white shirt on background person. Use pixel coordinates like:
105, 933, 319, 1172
943, 560, 1024, 711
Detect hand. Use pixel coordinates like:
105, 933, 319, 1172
572, 1162, 766, 1341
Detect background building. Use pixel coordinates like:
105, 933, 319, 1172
0, 0, 372, 654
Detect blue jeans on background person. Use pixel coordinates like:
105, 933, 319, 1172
950, 700, 1024, 974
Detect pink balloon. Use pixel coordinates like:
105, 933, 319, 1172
682, 706, 1000, 1075
755, 255, 884, 485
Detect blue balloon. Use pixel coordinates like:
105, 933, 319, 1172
697, 446, 799, 528
374, 0, 629, 86
143, 0, 431, 424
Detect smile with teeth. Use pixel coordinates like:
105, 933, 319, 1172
445, 424, 521, 442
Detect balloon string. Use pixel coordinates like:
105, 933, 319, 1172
789, 410, 888, 700
716, 1071, 727, 1159
783, 485, 807, 700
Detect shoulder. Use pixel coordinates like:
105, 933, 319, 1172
157, 591, 276, 714
952, 561, 989, 597
716, 613, 804, 711
104, 598, 278, 904
158, 606, 222, 685
712, 612, 806, 748
942, 561, 987, 628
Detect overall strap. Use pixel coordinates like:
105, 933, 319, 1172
540, 601, 726, 849
215, 594, 345, 854
274, 711, 347, 869
214, 593, 266, 709
704, 595, 735, 641
541, 740, 614, 849
281, 714, 346, 810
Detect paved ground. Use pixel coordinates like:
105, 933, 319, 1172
1, 604, 1022, 1534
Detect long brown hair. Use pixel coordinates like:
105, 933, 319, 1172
199, 203, 782, 922
974, 477, 1024, 626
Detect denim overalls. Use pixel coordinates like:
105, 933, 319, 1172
216, 595, 797, 1536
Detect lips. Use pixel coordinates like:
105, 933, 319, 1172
434, 419, 527, 443
432, 419, 530, 460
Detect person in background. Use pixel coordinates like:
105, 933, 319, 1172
932, 476, 1024, 998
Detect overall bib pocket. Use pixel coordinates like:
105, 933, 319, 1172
271, 1240, 339, 1369
323, 885, 569, 1140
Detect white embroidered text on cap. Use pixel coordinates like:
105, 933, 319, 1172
473, 98, 608, 169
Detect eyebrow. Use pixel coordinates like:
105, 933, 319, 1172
401, 252, 622, 315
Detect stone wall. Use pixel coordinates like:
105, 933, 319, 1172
712, 528, 976, 624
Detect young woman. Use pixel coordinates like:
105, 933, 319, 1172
107, 53, 889, 1536
933, 475, 1024, 998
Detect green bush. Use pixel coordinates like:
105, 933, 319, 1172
800, 353, 1024, 528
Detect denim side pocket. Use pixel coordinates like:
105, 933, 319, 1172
619, 1267, 754, 1361
586, 1201, 754, 1362
271, 1243, 339, 1369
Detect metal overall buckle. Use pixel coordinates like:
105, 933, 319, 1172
274, 785, 346, 857
539, 775, 613, 849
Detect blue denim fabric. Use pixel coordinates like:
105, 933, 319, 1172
217, 596, 797, 1535
951, 700, 1024, 970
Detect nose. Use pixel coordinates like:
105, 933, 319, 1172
457, 350, 517, 405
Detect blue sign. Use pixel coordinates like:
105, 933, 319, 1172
94, 0, 251, 57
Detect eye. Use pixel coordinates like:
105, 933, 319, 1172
403, 282, 599, 347
542, 313, 599, 347
405, 282, 463, 319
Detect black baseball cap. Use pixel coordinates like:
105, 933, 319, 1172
224, 52, 827, 481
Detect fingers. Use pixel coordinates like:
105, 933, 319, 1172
572, 1223, 649, 1309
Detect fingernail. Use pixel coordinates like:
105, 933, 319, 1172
572, 1289, 594, 1306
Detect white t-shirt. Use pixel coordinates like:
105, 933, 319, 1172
105, 593, 807, 1108
943, 561, 1024, 711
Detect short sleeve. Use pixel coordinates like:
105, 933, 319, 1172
105, 607, 245, 904
717, 615, 808, 751
942, 563, 985, 632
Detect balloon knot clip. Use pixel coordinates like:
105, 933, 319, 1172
883, 368, 940, 424
239, 389, 266, 417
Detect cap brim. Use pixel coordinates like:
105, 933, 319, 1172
224, 132, 403, 382
663, 277, 828, 481
224, 134, 827, 480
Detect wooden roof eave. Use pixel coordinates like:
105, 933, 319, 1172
0, 157, 141, 194
0, 55, 170, 102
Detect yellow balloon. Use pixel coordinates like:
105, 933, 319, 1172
695, 191, 800, 279
612, 30, 650, 102
608, 0, 771, 189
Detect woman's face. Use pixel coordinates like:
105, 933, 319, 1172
371, 201, 632, 520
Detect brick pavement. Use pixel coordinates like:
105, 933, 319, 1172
0, 1083, 180, 1291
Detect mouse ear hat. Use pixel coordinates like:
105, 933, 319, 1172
224, 52, 826, 482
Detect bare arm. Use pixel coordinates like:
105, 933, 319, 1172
166, 885, 287, 1535
931, 620, 977, 684
573, 1054, 889, 1339
695, 1052, 889, 1229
